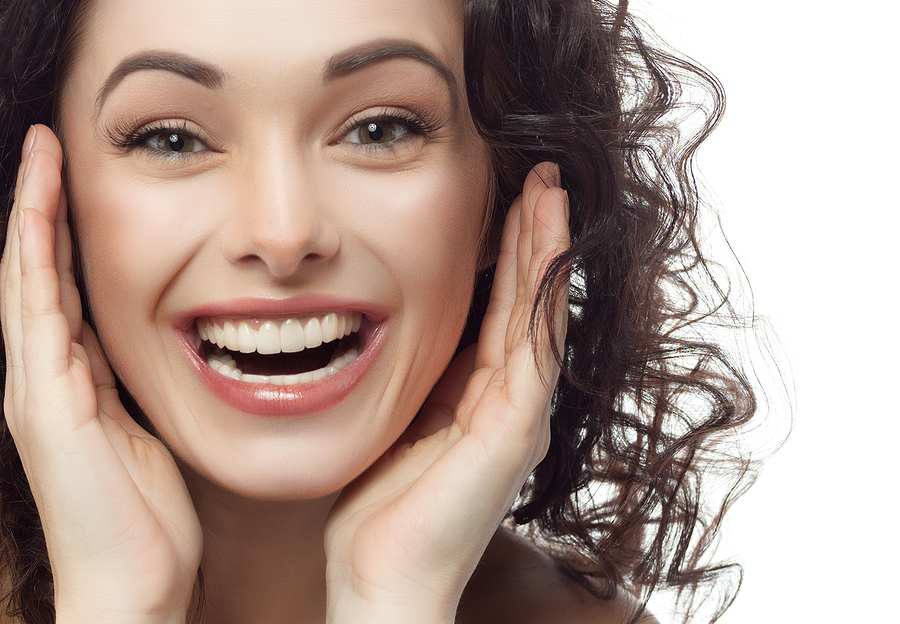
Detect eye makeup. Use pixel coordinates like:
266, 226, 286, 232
93, 49, 459, 173
100, 103, 449, 169
103, 117, 215, 160
336, 106, 447, 151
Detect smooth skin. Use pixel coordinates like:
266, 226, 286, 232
1, 2, 656, 622
2, 128, 203, 622
1, 126, 627, 624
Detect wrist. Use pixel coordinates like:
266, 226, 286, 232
326, 582, 457, 624
56, 614, 185, 624
55, 600, 188, 624
326, 600, 455, 624
53, 566, 195, 624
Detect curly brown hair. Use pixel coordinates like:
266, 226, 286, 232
0, 0, 763, 622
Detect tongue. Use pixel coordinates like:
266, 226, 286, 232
231, 343, 337, 376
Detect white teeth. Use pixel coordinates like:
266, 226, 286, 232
213, 323, 226, 349
304, 317, 323, 349
237, 321, 256, 354
207, 352, 237, 369
198, 312, 364, 386
198, 312, 362, 355
205, 344, 361, 386
216, 362, 242, 381
256, 321, 281, 355
321, 313, 338, 344
223, 321, 240, 352
280, 318, 305, 353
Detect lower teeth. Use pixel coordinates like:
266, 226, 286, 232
205, 342, 360, 385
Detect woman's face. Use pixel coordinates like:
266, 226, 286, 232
59, 0, 490, 499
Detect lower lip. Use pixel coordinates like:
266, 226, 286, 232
180, 323, 385, 417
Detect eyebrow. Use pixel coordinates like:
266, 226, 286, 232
95, 51, 225, 114
324, 40, 459, 108
94, 40, 458, 115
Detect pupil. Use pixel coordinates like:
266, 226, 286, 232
168, 134, 185, 151
366, 123, 384, 142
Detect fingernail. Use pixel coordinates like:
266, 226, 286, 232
18, 209, 26, 240
23, 152, 35, 183
22, 125, 36, 161
550, 163, 561, 188
563, 190, 570, 222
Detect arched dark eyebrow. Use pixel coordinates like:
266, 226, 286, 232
94, 41, 458, 115
95, 51, 226, 115
324, 40, 458, 108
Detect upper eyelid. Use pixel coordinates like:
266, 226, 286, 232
336, 108, 441, 143
126, 121, 214, 156
137, 122, 205, 142
104, 117, 193, 143
105, 105, 441, 156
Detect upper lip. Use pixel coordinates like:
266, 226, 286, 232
173, 295, 389, 333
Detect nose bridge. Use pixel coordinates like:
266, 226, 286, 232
222, 139, 337, 277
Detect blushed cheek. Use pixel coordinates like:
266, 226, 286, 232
67, 161, 214, 352
345, 159, 488, 299
78, 185, 161, 289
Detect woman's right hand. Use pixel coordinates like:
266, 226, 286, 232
0, 125, 202, 624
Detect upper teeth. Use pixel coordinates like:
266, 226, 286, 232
198, 312, 362, 354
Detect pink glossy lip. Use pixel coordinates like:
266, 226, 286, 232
176, 296, 388, 417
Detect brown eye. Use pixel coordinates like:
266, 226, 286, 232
345, 120, 410, 146
146, 132, 200, 154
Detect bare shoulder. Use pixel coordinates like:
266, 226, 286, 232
457, 527, 658, 624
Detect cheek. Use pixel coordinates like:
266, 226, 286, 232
336, 160, 489, 309
68, 163, 211, 355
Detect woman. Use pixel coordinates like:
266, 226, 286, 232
0, 0, 758, 622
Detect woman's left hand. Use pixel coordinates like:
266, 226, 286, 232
325, 162, 570, 624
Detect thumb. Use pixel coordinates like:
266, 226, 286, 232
403, 345, 477, 441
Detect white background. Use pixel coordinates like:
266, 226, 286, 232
630, 1, 900, 622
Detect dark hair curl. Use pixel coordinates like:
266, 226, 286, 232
0, 0, 762, 623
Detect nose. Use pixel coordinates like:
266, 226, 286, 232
221, 145, 339, 279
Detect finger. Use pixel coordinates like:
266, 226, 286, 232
474, 196, 521, 371
518, 162, 559, 299
511, 163, 560, 356
1, 126, 38, 338
3, 140, 65, 410
504, 185, 569, 417
2, 126, 65, 324
55, 185, 82, 343
528, 185, 570, 371
18, 150, 72, 379
9, 126, 39, 217
31, 125, 64, 168
82, 325, 137, 430
21, 127, 79, 341
475, 163, 562, 372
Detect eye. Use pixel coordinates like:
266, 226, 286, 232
362, 121, 404, 144
343, 119, 411, 146
143, 130, 205, 154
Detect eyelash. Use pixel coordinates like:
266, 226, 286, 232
106, 119, 209, 160
105, 108, 444, 159
338, 109, 443, 150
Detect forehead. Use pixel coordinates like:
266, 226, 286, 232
67, 0, 464, 91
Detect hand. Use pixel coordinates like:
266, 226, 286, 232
1, 125, 203, 624
324, 162, 570, 624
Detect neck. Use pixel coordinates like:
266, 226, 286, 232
184, 471, 338, 624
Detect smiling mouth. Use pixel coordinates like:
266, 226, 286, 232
197, 312, 363, 385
